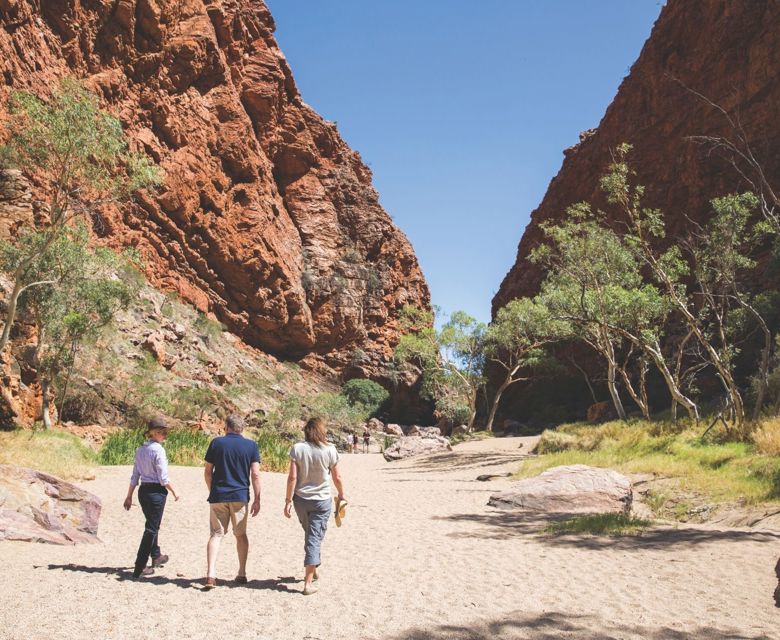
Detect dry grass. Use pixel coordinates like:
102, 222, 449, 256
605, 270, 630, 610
522, 419, 780, 506
544, 513, 652, 536
753, 419, 780, 456
0, 429, 97, 480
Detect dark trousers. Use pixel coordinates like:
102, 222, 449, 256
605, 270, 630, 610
134, 484, 167, 575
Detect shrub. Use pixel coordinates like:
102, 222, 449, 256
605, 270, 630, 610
254, 429, 294, 473
753, 419, 780, 456
309, 392, 369, 429
341, 378, 389, 416
99, 428, 211, 466
534, 430, 578, 454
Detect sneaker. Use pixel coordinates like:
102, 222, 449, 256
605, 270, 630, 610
235, 575, 248, 584
151, 554, 169, 568
132, 567, 155, 579
203, 577, 217, 590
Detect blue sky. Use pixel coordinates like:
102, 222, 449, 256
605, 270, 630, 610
265, 1, 664, 326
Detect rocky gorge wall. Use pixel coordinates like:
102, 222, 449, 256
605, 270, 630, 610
0, 0, 430, 391
492, 0, 780, 422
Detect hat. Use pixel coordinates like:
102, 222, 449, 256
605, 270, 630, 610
147, 415, 170, 430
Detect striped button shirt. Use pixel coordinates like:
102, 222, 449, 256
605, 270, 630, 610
130, 440, 170, 487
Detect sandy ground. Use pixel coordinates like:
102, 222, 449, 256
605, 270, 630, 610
1, 436, 779, 640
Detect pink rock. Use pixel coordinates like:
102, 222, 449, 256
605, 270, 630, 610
489, 464, 632, 514
0, 465, 101, 544
383, 435, 452, 461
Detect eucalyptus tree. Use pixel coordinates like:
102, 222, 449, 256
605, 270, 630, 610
394, 306, 486, 430
533, 201, 699, 421
19, 224, 136, 427
483, 297, 568, 431
601, 144, 748, 427
0, 78, 159, 356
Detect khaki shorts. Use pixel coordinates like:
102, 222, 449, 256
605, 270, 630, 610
209, 501, 249, 537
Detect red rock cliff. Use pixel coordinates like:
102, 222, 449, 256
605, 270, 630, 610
0, 0, 430, 381
494, 0, 780, 314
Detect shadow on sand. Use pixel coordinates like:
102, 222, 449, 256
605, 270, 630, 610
433, 511, 780, 549
382, 610, 773, 640
45, 564, 298, 592
382, 450, 530, 475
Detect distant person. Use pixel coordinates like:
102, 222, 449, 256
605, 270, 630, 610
362, 429, 370, 453
284, 417, 346, 595
345, 432, 353, 454
123, 416, 180, 580
352, 432, 359, 453
203, 414, 261, 589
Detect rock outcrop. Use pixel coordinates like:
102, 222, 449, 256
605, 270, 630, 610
494, 0, 780, 311
0, 464, 101, 544
382, 434, 452, 461
0, 0, 430, 388
488, 465, 632, 514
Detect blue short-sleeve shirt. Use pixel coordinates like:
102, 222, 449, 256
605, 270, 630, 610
204, 433, 261, 503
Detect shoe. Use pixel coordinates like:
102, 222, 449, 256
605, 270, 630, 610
302, 584, 319, 596
334, 497, 348, 527
132, 567, 154, 579
151, 554, 169, 568
235, 575, 248, 584
203, 577, 217, 590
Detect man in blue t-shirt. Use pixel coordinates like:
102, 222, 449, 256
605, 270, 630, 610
203, 414, 261, 589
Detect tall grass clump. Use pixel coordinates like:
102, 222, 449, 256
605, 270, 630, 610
254, 429, 293, 472
99, 428, 211, 466
545, 513, 652, 536
523, 419, 780, 505
753, 419, 780, 456
0, 429, 96, 479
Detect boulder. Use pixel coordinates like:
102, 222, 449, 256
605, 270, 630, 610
403, 425, 420, 436
418, 426, 441, 438
384, 423, 404, 437
383, 435, 452, 461
488, 464, 632, 514
141, 331, 166, 364
451, 424, 469, 436
0, 465, 101, 544
365, 417, 384, 432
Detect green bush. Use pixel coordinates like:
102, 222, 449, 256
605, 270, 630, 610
254, 429, 294, 473
545, 513, 651, 536
99, 428, 211, 466
309, 392, 370, 429
341, 378, 389, 416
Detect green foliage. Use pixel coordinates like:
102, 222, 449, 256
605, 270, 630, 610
394, 305, 486, 429
545, 513, 652, 536
1, 77, 160, 201
308, 392, 371, 429
99, 428, 211, 466
341, 378, 389, 416
194, 312, 224, 341
17, 223, 137, 381
254, 429, 294, 472
523, 419, 780, 507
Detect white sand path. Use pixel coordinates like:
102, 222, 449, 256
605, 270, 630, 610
1, 436, 779, 640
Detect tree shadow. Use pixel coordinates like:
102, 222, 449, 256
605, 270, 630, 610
434, 511, 780, 549
383, 451, 530, 474
46, 563, 298, 592
382, 610, 774, 640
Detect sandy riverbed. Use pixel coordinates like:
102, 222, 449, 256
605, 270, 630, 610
1, 436, 778, 639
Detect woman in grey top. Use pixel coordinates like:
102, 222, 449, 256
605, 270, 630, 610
284, 417, 346, 595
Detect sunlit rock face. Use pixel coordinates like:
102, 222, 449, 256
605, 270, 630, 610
492, 0, 780, 421
0, 0, 430, 391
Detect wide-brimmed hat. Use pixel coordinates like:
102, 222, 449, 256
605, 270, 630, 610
147, 415, 170, 431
